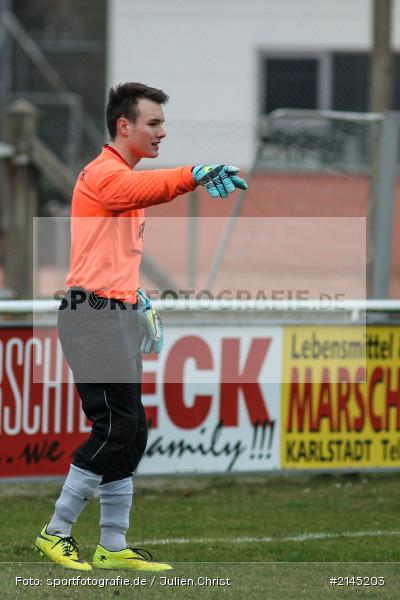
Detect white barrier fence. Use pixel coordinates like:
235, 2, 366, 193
1, 298, 400, 321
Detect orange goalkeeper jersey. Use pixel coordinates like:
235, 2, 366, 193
66, 145, 196, 302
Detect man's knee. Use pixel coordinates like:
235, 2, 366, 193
110, 416, 138, 446
135, 423, 148, 457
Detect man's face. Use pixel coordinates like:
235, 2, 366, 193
119, 98, 166, 159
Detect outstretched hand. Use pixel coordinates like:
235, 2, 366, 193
192, 164, 248, 198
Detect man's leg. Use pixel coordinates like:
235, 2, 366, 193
98, 388, 147, 551
92, 387, 171, 571
47, 465, 102, 536
47, 380, 141, 531
98, 477, 133, 551
35, 465, 101, 571
36, 381, 140, 571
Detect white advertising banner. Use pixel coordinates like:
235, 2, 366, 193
139, 326, 282, 473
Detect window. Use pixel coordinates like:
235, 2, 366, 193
261, 53, 400, 114
263, 58, 319, 113
332, 54, 369, 112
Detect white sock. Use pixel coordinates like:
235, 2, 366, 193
99, 477, 133, 551
47, 465, 102, 537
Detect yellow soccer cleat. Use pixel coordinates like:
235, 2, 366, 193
35, 525, 92, 571
92, 545, 173, 571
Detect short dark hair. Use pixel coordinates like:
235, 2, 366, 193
106, 82, 169, 139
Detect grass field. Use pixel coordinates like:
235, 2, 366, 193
1, 472, 399, 599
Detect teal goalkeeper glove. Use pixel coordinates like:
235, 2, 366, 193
192, 164, 248, 198
137, 288, 164, 354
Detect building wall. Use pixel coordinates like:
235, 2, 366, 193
108, 0, 400, 167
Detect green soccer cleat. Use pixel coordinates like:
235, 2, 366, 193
35, 525, 92, 571
92, 545, 173, 571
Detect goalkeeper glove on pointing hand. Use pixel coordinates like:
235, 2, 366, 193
137, 288, 164, 354
192, 164, 248, 198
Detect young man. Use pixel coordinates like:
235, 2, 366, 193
35, 82, 247, 571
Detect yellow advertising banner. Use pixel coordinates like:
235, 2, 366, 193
282, 326, 400, 469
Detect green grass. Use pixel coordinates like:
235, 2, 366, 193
1, 473, 400, 599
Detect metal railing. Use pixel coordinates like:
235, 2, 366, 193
1, 299, 399, 323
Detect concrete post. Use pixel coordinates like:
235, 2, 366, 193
370, 112, 398, 298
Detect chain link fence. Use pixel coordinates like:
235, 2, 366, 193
10, 110, 400, 302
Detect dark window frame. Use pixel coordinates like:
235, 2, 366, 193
258, 51, 332, 116
259, 50, 400, 116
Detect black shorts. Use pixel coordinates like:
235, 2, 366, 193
72, 381, 147, 482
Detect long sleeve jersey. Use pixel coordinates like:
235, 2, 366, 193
66, 145, 197, 302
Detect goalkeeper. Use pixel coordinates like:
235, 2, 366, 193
35, 82, 247, 572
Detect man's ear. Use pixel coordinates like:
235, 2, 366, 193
116, 116, 130, 137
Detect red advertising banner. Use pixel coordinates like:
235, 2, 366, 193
0, 327, 91, 478
0, 325, 280, 479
